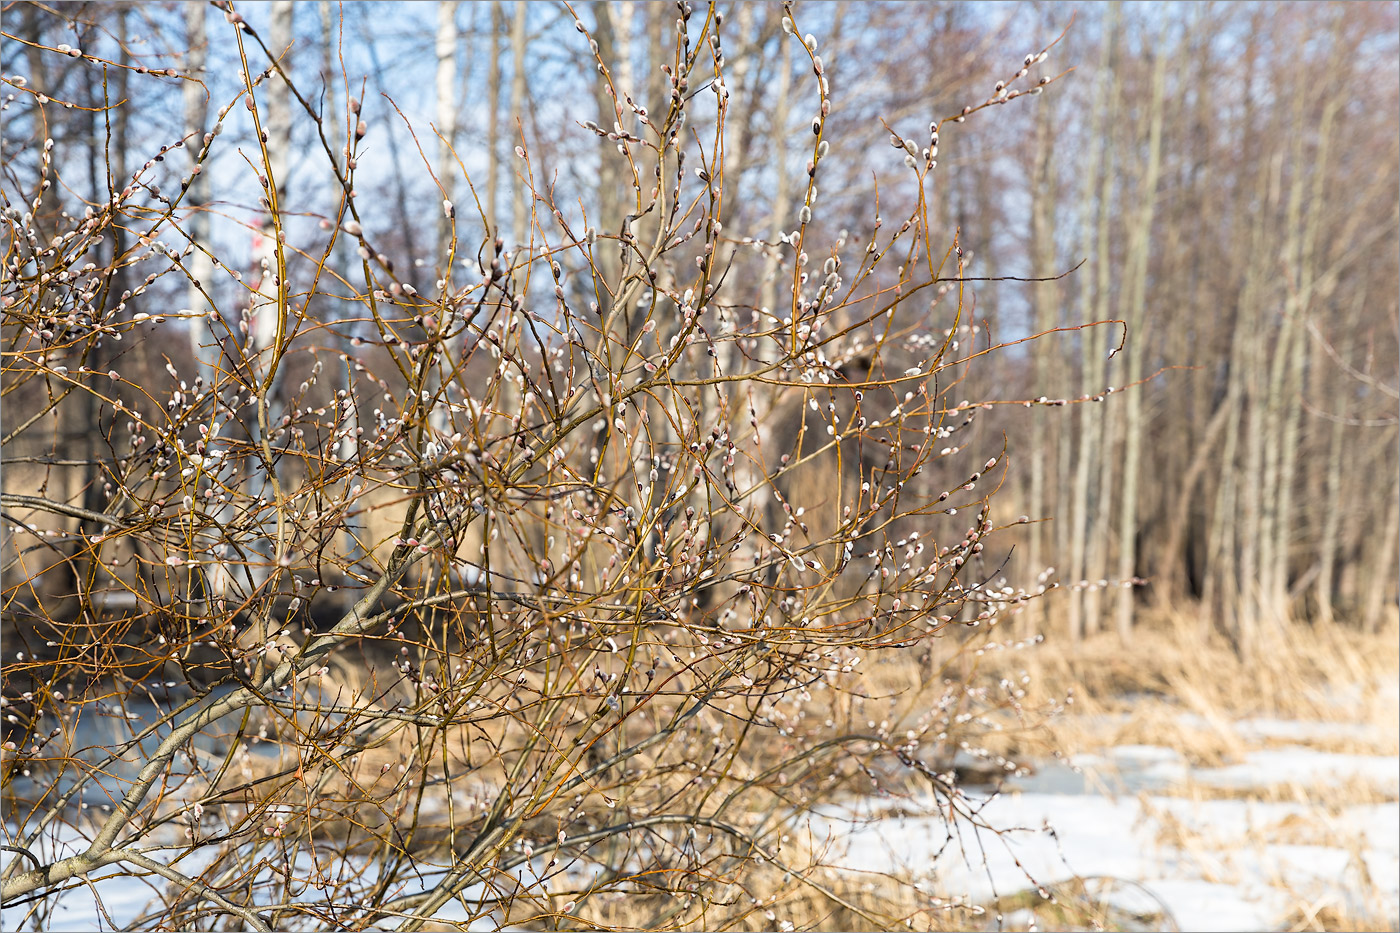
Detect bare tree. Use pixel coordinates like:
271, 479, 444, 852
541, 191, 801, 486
1112, 36, 1165, 639
2, 5, 1077, 931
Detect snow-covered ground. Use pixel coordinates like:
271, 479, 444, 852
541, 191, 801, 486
1, 819, 173, 932
805, 740, 1399, 932
0, 820, 504, 933
5, 720, 1397, 931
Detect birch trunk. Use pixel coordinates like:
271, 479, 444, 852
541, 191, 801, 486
1313, 286, 1366, 626
183, 2, 214, 387
1271, 91, 1338, 622
1239, 150, 1285, 648
1066, 3, 1116, 641
1361, 453, 1400, 632
244, 0, 294, 600
757, 41, 793, 320
1113, 44, 1167, 639
252, 1, 294, 358
590, 1, 623, 319
509, 1, 528, 247
1082, 37, 1121, 638
436, 1, 458, 257
1026, 78, 1057, 629
486, 1, 503, 233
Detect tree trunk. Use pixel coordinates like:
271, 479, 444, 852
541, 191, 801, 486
252, 0, 294, 357
590, 1, 624, 320
1271, 87, 1339, 623
1113, 42, 1167, 639
757, 40, 794, 320
486, 1, 503, 233
317, 0, 365, 571
1066, 3, 1116, 642
1156, 396, 1234, 606
1313, 392, 1347, 627
510, 1, 528, 247
1083, 34, 1121, 639
1239, 149, 1285, 648
1313, 287, 1366, 626
184, 2, 214, 386
436, 1, 459, 258
1025, 58, 1057, 630
1361, 447, 1400, 632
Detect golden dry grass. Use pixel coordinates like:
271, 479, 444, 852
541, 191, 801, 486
969, 610, 1400, 762
1279, 904, 1397, 933
169, 610, 1399, 932
719, 611, 1399, 932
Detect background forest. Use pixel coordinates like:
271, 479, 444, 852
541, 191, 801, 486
2, 2, 1397, 931
7, 1, 1397, 639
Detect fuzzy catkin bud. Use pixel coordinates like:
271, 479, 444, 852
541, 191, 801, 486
781, 16, 794, 35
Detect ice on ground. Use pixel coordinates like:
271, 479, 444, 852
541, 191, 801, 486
1192, 747, 1399, 792
1029, 745, 1192, 796
1111, 745, 1187, 764
805, 792, 1268, 931
803, 739, 1400, 933
1335, 802, 1400, 851
3, 867, 159, 932
1, 817, 613, 933
1137, 879, 1288, 933
1, 819, 171, 932
1229, 716, 1394, 745
7, 727, 1397, 932
804, 789, 1386, 933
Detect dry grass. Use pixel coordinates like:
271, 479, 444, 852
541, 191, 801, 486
1056, 610, 1390, 709
972, 610, 1400, 762
988, 877, 1176, 932
806, 609, 1399, 790
561, 860, 989, 933
158, 611, 1400, 932
1135, 786, 1397, 933
402, 838, 992, 932
994, 611, 1400, 933
765, 611, 1400, 933
1279, 904, 1396, 933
